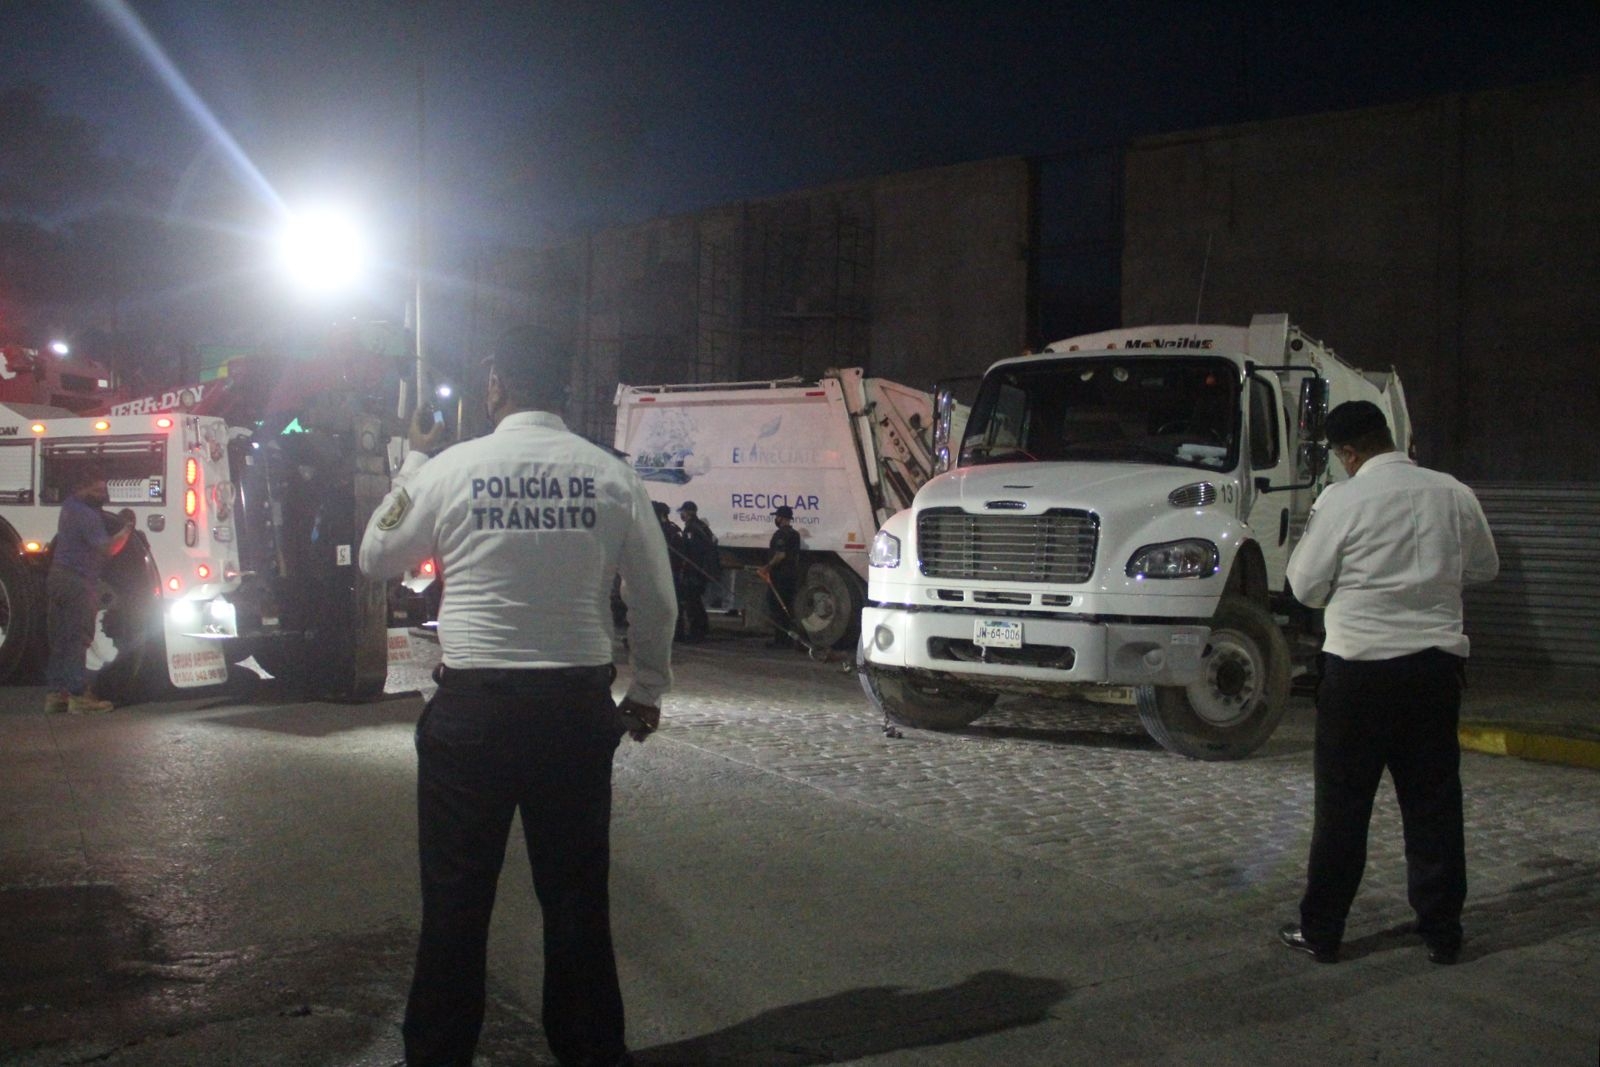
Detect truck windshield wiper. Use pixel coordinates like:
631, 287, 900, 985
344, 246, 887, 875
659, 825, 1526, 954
1056, 441, 1185, 465
962, 444, 1038, 465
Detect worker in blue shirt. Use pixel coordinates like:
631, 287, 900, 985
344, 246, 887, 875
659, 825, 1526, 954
46, 470, 131, 714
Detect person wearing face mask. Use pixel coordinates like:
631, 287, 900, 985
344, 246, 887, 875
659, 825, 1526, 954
44, 469, 132, 714
1278, 401, 1499, 967
359, 324, 675, 1067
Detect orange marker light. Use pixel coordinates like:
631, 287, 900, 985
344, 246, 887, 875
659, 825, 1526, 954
196, 564, 212, 580
184, 488, 198, 516
93, 419, 110, 431
185, 457, 199, 486
30, 423, 45, 435
156, 416, 174, 430
23, 541, 43, 553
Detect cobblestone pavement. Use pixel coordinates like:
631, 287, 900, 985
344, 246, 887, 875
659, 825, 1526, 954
396, 628, 1600, 957
640, 639, 1600, 927
4, 633, 1596, 1066
412, 634, 1598, 1032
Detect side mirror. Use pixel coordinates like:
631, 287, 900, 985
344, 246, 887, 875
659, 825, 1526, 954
1298, 377, 1329, 441
932, 387, 957, 475
1256, 374, 1329, 493
1295, 441, 1328, 483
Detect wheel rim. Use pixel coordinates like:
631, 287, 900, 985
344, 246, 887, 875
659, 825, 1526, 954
800, 586, 837, 630
0, 579, 12, 647
1185, 625, 1266, 728
797, 565, 856, 646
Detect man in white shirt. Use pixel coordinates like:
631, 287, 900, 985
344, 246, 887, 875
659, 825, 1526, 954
1278, 401, 1498, 966
360, 325, 676, 1067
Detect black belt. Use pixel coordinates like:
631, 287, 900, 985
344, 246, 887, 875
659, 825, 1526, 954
433, 663, 615, 694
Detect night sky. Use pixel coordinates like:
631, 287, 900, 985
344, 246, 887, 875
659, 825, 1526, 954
3, 0, 1599, 353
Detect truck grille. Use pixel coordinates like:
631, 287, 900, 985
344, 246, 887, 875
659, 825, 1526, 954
917, 508, 1098, 584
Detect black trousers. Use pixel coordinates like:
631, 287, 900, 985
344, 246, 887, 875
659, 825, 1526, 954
1299, 648, 1467, 950
404, 667, 626, 1067
766, 572, 798, 641
679, 577, 708, 640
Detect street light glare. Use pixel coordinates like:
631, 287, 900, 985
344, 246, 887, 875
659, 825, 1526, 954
436, 384, 453, 399
278, 208, 367, 294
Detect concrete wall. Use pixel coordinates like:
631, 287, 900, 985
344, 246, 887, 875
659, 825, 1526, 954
869, 158, 1032, 387
476, 158, 1031, 442
1121, 76, 1600, 483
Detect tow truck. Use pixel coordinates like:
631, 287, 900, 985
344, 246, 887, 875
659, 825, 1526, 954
0, 324, 423, 701
0, 343, 119, 413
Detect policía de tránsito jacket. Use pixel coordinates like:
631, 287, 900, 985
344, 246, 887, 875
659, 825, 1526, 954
1285, 452, 1499, 663
357, 411, 677, 707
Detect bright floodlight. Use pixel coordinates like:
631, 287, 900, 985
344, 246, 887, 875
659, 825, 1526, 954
278, 208, 367, 294
49, 340, 70, 356
436, 384, 453, 399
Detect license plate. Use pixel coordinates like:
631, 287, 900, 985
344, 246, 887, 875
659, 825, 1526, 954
974, 619, 1023, 649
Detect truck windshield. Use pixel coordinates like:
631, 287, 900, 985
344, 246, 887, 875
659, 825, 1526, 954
959, 356, 1240, 470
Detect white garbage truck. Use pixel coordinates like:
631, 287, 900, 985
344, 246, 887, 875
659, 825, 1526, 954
858, 314, 1411, 759
614, 368, 955, 648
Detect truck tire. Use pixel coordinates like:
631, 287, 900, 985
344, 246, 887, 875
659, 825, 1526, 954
90, 573, 169, 705
795, 559, 864, 649
1135, 594, 1290, 760
0, 549, 44, 683
860, 661, 997, 731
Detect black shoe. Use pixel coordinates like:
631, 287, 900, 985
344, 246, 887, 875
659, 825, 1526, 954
1426, 941, 1461, 965
1278, 922, 1338, 963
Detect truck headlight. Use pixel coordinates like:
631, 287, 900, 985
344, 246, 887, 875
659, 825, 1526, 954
869, 530, 901, 568
1126, 539, 1220, 579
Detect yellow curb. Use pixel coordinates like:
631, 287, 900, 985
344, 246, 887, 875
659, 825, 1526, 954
1459, 724, 1600, 770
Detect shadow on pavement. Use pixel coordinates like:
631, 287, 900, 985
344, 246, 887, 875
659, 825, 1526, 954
1452, 858, 1600, 962
198, 695, 422, 738
958, 723, 1162, 750
1319, 858, 1600, 965
635, 969, 1068, 1065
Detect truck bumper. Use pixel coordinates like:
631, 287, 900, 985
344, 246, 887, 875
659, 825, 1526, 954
860, 606, 1210, 688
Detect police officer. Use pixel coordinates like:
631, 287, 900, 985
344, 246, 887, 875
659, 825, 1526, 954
676, 501, 718, 643
1278, 401, 1498, 966
651, 500, 686, 639
757, 504, 803, 649
359, 325, 675, 1067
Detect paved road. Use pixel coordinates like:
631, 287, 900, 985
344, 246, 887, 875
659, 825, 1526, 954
1, 638, 1596, 1065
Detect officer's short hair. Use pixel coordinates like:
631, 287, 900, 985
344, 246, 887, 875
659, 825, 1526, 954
490, 325, 571, 408
1325, 400, 1394, 452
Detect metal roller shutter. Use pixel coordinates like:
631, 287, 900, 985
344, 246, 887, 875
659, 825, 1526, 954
1465, 483, 1600, 670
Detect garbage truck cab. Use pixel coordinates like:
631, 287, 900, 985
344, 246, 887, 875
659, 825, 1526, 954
859, 313, 1410, 759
